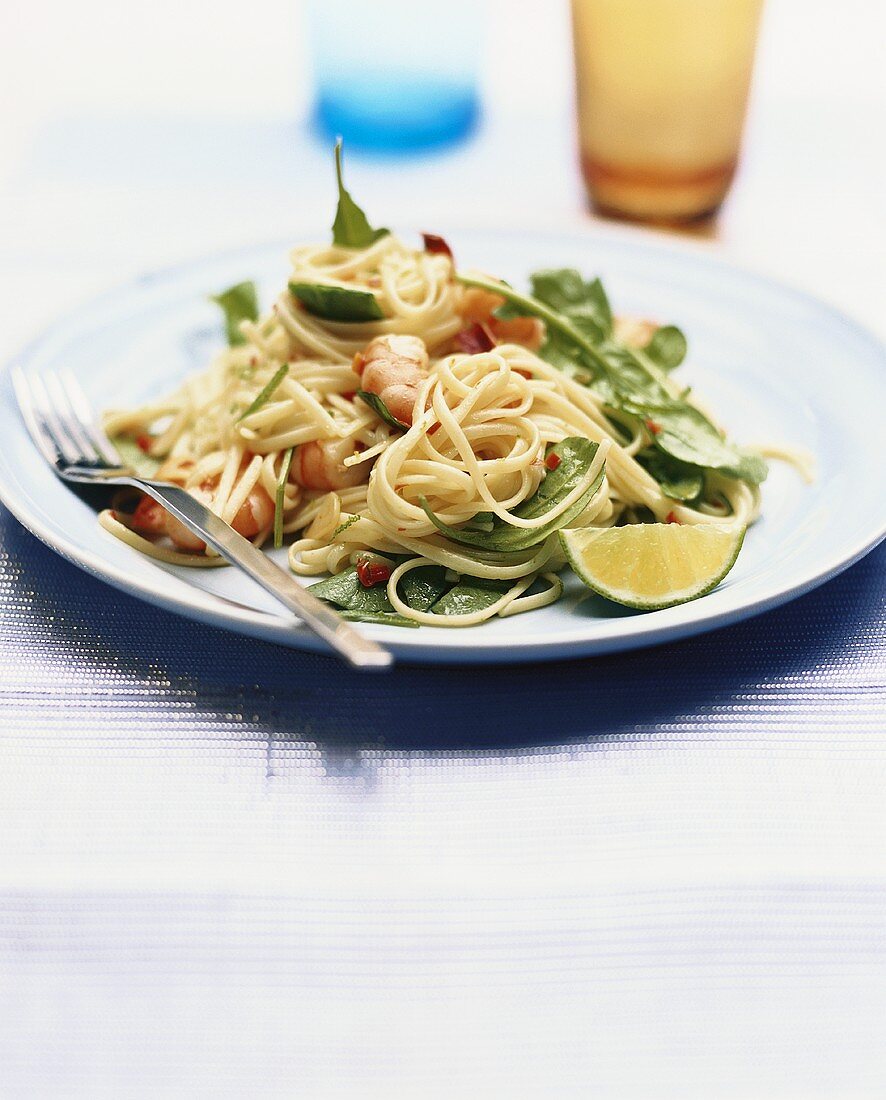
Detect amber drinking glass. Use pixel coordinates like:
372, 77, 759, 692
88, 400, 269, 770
571, 0, 764, 223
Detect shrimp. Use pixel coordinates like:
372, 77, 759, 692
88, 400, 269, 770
292, 436, 370, 491
129, 483, 274, 552
457, 287, 545, 351
356, 334, 429, 427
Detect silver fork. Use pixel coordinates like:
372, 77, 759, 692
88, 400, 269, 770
11, 367, 394, 670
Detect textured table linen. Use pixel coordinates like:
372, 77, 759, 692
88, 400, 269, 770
0, 505, 883, 1097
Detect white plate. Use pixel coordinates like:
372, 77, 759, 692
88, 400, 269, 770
1, 228, 884, 664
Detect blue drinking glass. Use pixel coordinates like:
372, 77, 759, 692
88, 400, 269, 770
306, 0, 482, 154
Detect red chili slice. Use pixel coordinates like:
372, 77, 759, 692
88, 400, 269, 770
135, 434, 153, 453
454, 322, 496, 354
421, 233, 453, 260
665, 511, 681, 524
356, 557, 392, 588
545, 452, 562, 471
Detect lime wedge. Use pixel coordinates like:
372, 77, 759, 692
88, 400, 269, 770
560, 523, 745, 610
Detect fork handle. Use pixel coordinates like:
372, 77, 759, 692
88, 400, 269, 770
132, 479, 393, 670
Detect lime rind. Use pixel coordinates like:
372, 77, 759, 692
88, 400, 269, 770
559, 523, 745, 610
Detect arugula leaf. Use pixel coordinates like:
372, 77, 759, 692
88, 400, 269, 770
637, 447, 704, 502
331, 139, 389, 249
237, 363, 289, 422
289, 282, 384, 323
273, 447, 294, 548
643, 325, 687, 371
356, 390, 409, 431
621, 397, 768, 484
421, 437, 604, 551
430, 577, 512, 617
110, 435, 161, 478
210, 281, 258, 347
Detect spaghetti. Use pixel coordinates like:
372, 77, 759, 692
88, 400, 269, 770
102, 150, 779, 627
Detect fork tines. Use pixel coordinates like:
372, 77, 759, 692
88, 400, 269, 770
12, 368, 122, 472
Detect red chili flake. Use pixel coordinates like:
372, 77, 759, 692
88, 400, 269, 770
665, 511, 682, 524
342, 391, 356, 402
545, 452, 562, 471
645, 418, 661, 435
356, 557, 391, 588
454, 322, 496, 354
135, 434, 152, 453
421, 233, 453, 260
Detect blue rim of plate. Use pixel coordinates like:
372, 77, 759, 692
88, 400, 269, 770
1, 225, 884, 665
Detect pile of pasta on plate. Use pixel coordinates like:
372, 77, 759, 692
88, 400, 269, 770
103, 143, 787, 629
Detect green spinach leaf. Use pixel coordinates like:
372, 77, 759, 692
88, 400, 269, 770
458, 270, 763, 486
331, 139, 389, 249
400, 565, 452, 612
339, 610, 418, 628
530, 268, 613, 338
289, 282, 384, 323
429, 577, 512, 617
459, 271, 664, 403
643, 325, 687, 371
598, 343, 671, 402
622, 397, 768, 484
309, 561, 434, 627
536, 330, 595, 386
637, 447, 704, 502
421, 437, 604, 551
210, 281, 258, 347
310, 565, 396, 614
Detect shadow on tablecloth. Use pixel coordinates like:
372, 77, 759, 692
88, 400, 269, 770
1, 508, 882, 755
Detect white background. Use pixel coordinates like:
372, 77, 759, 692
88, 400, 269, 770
1, 0, 884, 353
